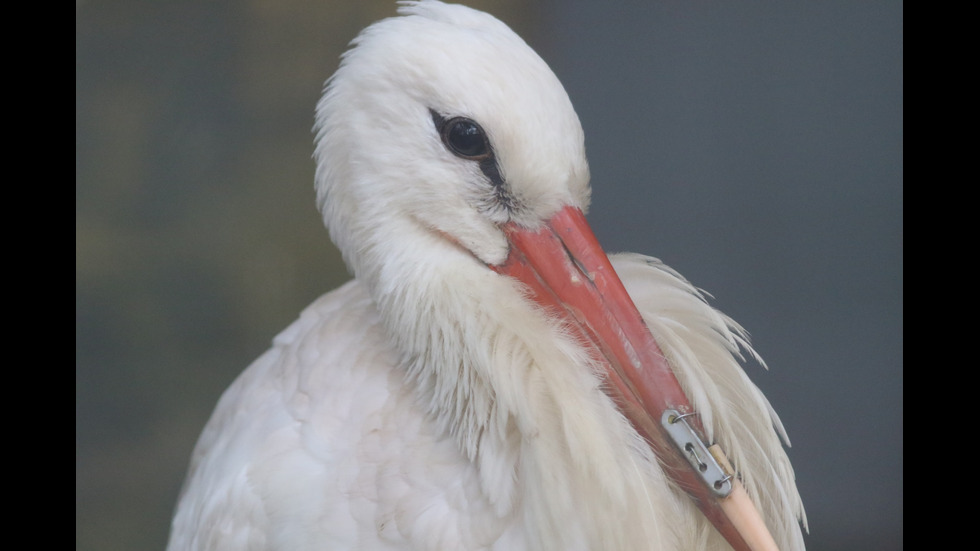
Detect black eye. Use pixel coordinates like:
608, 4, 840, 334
429, 109, 508, 199
442, 117, 490, 159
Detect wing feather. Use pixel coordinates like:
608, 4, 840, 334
612, 253, 807, 550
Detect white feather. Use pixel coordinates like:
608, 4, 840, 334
168, 2, 806, 549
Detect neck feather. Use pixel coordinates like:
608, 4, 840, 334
362, 240, 705, 549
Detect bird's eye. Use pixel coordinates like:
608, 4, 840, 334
442, 117, 490, 159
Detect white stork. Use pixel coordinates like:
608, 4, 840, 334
167, 2, 807, 550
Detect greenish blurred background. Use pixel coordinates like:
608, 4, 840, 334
76, 1, 902, 550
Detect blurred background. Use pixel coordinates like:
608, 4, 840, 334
76, 1, 902, 550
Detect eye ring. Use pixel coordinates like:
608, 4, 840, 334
440, 116, 491, 160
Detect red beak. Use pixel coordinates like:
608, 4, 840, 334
492, 205, 779, 551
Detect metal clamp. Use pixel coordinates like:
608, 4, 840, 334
661, 409, 733, 497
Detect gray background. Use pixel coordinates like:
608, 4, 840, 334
76, 1, 902, 550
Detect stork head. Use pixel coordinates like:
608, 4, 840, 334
314, 3, 778, 550
314, 1, 589, 272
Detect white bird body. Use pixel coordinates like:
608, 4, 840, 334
167, 3, 806, 550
